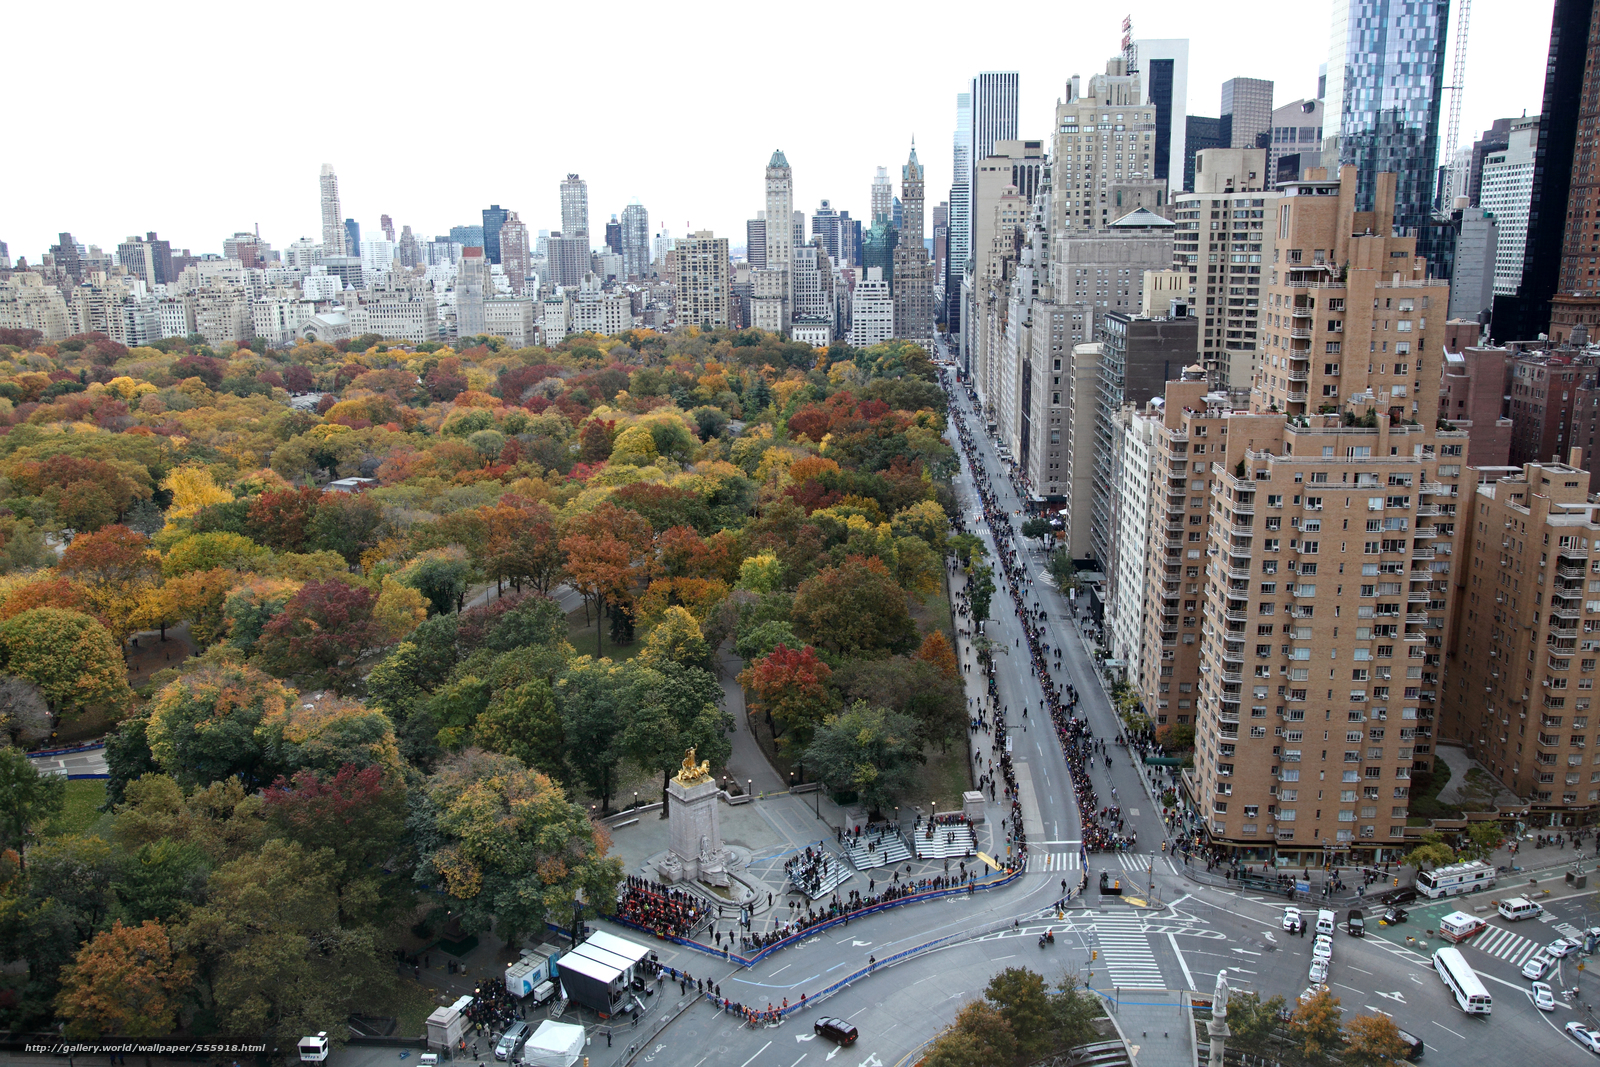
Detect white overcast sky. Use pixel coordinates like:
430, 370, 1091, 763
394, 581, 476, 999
3, 0, 1549, 263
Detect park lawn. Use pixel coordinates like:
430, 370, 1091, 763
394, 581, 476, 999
41, 779, 111, 838
566, 603, 646, 664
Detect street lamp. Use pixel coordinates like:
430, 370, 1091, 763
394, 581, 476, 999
748, 778, 753, 800
790, 772, 797, 792
633, 791, 638, 811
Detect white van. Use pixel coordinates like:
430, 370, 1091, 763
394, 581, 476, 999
1315, 909, 1336, 935
1497, 896, 1544, 922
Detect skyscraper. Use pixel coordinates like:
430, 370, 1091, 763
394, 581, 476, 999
871, 168, 894, 224
971, 72, 1020, 165
561, 175, 590, 242
621, 201, 651, 279
746, 215, 767, 270
1323, 0, 1450, 242
605, 216, 622, 257
500, 212, 531, 295
482, 205, 509, 264
1135, 39, 1190, 190
765, 150, 794, 331
1480, 116, 1538, 296
811, 200, 843, 263
893, 143, 935, 346
948, 91, 973, 330
1182, 116, 1228, 192
380, 214, 395, 243
676, 231, 731, 329
1220, 77, 1274, 150
1490, 0, 1592, 343
116, 232, 173, 287
344, 219, 361, 261
320, 164, 345, 256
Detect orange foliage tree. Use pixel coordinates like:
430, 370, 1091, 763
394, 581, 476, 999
55, 919, 194, 1038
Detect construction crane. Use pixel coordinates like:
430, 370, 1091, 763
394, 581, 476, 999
1443, 0, 1473, 204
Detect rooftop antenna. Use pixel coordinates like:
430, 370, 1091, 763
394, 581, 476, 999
1442, 0, 1472, 203
1122, 15, 1137, 70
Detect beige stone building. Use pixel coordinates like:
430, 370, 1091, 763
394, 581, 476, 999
675, 231, 730, 330
1445, 458, 1600, 826
1255, 166, 1448, 422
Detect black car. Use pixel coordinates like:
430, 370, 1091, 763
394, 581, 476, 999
1396, 1028, 1424, 1061
814, 1018, 858, 1046
1384, 906, 1410, 925
1383, 886, 1419, 905
1347, 908, 1366, 937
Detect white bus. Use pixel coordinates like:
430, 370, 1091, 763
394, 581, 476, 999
1416, 859, 1496, 899
1433, 946, 1492, 1014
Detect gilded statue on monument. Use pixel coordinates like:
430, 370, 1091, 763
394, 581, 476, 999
674, 746, 711, 785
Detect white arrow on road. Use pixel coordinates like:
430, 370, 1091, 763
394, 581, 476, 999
1374, 991, 1406, 1002
1230, 948, 1261, 956
851, 940, 872, 947
826, 1046, 840, 1061
857, 1056, 883, 1067
796, 1034, 817, 1042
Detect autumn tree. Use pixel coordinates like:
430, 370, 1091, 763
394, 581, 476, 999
57, 524, 160, 648
740, 643, 833, 752
832, 655, 964, 752
1223, 991, 1287, 1053
916, 630, 959, 679
1287, 987, 1346, 1066
617, 660, 731, 811
0, 608, 133, 719
308, 490, 386, 565
561, 503, 652, 657
1343, 1013, 1411, 1067
413, 750, 624, 941
255, 580, 382, 691
245, 486, 322, 552
262, 764, 409, 922
145, 666, 295, 789
55, 919, 194, 1038
161, 531, 265, 577
394, 546, 473, 616
923, 1002, 1017, 1067
110, 838, 211, 925
791, 555, 918, 656
638, 605, 714, 673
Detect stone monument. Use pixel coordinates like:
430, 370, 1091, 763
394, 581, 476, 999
1207, 968, 1231, 1065
654, 748, 734, 887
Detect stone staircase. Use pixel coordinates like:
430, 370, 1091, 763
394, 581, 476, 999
785, 850, 853, 899
913, 820, 978, 859
841, 829, 913, 870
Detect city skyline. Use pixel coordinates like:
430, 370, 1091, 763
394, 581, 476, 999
3, 0, 1545, 264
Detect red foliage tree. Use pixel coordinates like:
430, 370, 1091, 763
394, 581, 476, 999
246, 486, 322, 552
255, 580, 380, 692
739, 643, 834, 749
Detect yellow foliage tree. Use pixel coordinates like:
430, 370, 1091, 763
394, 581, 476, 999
372, 576, 429, 644
162, 467, 234, 522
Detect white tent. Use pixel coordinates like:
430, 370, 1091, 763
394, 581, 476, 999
519, 1021, 585, 1067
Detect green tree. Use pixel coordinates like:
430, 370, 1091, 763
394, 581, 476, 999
1020, 517, 1052, 543
111, 838, 211, 925
175, 838, 394, 1054
412, 750, 623, 941
0, 746, 65, 857
638, 606, 714, 673
1047, 549, 1080, 592
983, 967, 1056, 1062
923, 1001, 1017, 1067
558, 657, 629, 811
733, 618, 797, 663
395, 546, 474, 615
1402, 831, 1456, 872
833, 655, 965, 753
968, 563, 995, 623
1461, 821, 1505, 862
474, 680, 567, 782
618, 660, 731, 810
145, 665, 295, 789
1224, 991, 1287, 1052
804, 701, 924, 813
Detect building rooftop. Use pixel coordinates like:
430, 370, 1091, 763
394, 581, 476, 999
1109, 207, 1176, 229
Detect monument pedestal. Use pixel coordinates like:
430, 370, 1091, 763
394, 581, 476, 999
654, 774, 734, 887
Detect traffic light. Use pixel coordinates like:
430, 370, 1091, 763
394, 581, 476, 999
1092, 950, 1098, 961
1393, 877, 1399, 887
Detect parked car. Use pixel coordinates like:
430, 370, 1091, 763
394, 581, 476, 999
1532, 981, 1556, 1011
1522, 953, 1554, 981
495, 1021, 532, 1062
1566, 1021, 1600, 1054
1283, 906, 1303, 932
1395, 1028, 1425, 1062
1382, 906, 1409, 925
1548, 936, 1583, 958
1309, 957, 1329, 984
814, 1018, 859, 1046
1299, 984, 1331, 1006
1382, 886, 1419, 905
1313, 934, 1334, 961
1347, 908, 1366, 937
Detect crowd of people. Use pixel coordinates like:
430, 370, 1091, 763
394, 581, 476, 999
455, 976, 526, 1055
784, 843, 840, 898
836, 821, 900, 859
616, 877, 705, 938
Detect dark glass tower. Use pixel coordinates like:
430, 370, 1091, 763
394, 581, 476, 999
1326, 0, 1450, 258
482, 204, 508, 264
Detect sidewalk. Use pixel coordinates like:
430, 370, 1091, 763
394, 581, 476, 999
716, 643, 784, 796
1101, 989, 1193, 1067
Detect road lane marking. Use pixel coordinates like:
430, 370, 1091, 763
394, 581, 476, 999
1430, 1021, 1465, 1040
739, 1041, 773, 1067
1168, 932, 1196, 990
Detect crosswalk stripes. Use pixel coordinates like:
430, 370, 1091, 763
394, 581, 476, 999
1031, 852, 1081, 872
1091, 913, 1166, 987
1107, 852, 1154, 872
1467, 924, 1542, 968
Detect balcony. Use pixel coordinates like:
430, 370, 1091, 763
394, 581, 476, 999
1288, 328, 1312, 340
1408, 591, 1430, 602
1415, 504, 1441, 517
1225, 609, 1249, 622
1286, 369, 1309, 383
1285, 390, 1309, 403
1412, 547, 1436, 560
1418, 482, 1446, 496
1412, 525, 1439, 539
1221, 670, 1243, 683
1557, 565, 1586, 580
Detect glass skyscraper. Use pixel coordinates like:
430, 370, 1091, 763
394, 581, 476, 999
1323, 0, 1451, 240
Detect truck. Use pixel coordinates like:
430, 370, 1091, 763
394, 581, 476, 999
506, 942, 563, 999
